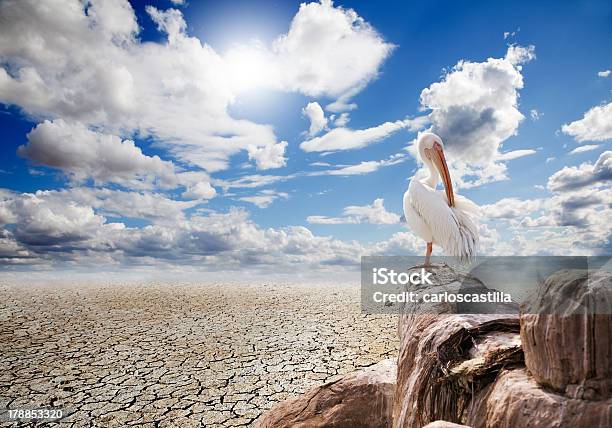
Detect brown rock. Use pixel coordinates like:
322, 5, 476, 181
394, 313, 521, 427
520, 269, 612, 399
466, 368, 612, 428
253, 359, 396, 428
395, 265, 522, 428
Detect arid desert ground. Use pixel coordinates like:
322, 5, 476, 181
0, 281, 398, 427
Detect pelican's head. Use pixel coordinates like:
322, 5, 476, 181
417, 133, 455, 207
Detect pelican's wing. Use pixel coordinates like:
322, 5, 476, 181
409, 181, 479, 262
438, 190, 481, 216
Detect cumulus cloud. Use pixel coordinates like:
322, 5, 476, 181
513, 186, 611, 254
181, 182, 216, 200
271, 0, 394, 102
418, 45, 535, 186
513, 153, 611, 251
598, 70, 611, 78
561, 102, 612, 142
0, 0, 393, 173
303, 102, 328, 136
333, 113, 350, 127
3, 192, 123, 254
247, 141, 288, 170
3, 188, 201, 229
481, 198, 542, 220
505, 44, 536, 65
547, 151, 612, 192
300, 116, 428, 152
0, 190, 369, 268
18, 119, 178, 188
307, 198, 400, 225
483, 154, 612, 255
0, 0, 272, 172
370, 231, 422, 255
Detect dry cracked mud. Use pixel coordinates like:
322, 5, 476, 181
0, 281, 398, 427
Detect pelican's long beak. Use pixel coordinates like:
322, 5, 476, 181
428, 143, 455, 207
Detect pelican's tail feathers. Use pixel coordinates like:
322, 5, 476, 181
449, 206, 479, 263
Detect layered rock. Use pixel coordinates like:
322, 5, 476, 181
520, 269, 612, 400
466, 369, 612, 427
394, 264, 612, 428
394, 312, 522, 426
253, 359, 396, 428
394, 265, 521, 427
256, 264, 611, 428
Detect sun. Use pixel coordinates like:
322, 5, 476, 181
224, 43, 276, 93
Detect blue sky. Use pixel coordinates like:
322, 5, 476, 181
0, 0, 610, 274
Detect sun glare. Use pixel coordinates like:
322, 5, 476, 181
224, 44, 275, 93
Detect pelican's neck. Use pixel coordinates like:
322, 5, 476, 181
421, 157, 439, 188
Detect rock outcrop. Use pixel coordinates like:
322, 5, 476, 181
253, 359, 396, 428
394, 265, 522, 427
520, 269, 612, 400
466, 368, 612, 428
255, 264, 612, 428
394, 265, 612, 428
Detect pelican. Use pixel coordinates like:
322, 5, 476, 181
403, 133, 479, 265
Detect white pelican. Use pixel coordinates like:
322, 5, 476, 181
403, 133, 479, 265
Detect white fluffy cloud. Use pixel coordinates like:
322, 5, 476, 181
0, 0, 269, 172
303, 102, 328, 136
370, 231, 422, 255
0, 189, 369, 268
19, 119, 177, 189
3, 188, 200, 227
418, 45, 535, 186
0, 0, 393, 173
307, 198, 400, 225
505, 44, 536, 66
513, 185, 611, 255
181, 182, 217, 200
333, 113, 350, 127
271, 0, 394, 102
301, 116, 428, 152
482, 153, 612, 255
598, 70, 610, 78
481, 198, 542, 220
547, 151, 612, 192
561, 102, 612, 143
247, 141, 288, 170
0, 191, 123, 256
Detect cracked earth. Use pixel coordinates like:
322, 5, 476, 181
0, 281, 398, 427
